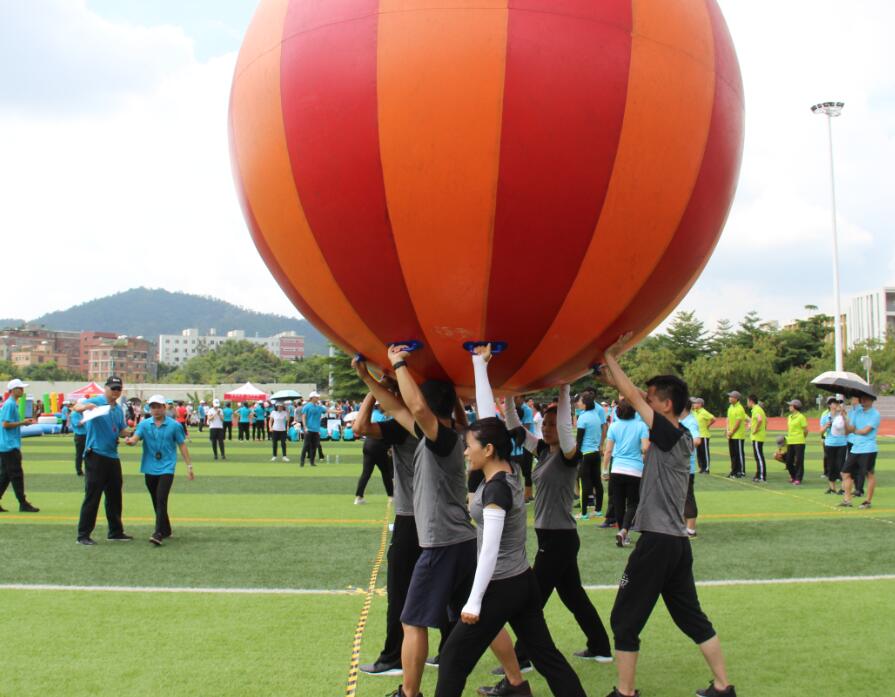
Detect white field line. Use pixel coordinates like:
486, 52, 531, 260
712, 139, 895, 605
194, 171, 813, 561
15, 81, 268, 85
1, 574, 894, 596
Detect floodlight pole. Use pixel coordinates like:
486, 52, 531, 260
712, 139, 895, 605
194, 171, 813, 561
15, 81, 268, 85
811, 101, 845, 372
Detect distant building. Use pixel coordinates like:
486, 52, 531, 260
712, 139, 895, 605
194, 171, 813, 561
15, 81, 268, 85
0, 328, 82, 372
157, 328, 305, 366
87, 336, 158, 382
11, 342, 71, 369
846, 287, 895, 348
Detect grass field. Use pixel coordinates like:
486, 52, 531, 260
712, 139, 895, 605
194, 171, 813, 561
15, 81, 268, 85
1, 432, 892, 697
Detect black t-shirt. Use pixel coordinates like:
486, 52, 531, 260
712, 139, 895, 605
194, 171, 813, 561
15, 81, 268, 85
649, 412, 686, 451
482, 471, 514, 512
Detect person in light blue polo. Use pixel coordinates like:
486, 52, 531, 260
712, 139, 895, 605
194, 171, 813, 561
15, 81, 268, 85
681, 408, 703, 537
300, 391, 327, 466
70, 398, 88, 476
237, 402, 251, 441
840, 394, 881, 509
71, 375, 133, 544
125, 394, 194, 545
0, 378, 39, 513
576, 392, 607, 519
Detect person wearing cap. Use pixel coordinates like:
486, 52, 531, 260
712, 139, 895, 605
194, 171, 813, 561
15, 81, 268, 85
71, 398, 89, 476
840, 393, 881, 509
784, 400, 808, 485
746, 395, 767, 482
0, 379, 40, 513
725, 391, 747, 479
269, 402, 291, 462
820, 398, 847, 495
125, 395, 194, 545
300, 392, 327, 467
691, 398, 715, 474
72, 375, 134, 544
206, 399, 227, 460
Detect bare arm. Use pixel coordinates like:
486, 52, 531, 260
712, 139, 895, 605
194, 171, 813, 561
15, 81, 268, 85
353, 393, 383, 439
352, 357, 415, 434
600, 333, 653, 427
389, 345, 440, 441
640, 437, 650, 456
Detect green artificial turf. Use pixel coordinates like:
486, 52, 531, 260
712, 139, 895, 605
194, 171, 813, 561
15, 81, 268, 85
1, 433, 892, 696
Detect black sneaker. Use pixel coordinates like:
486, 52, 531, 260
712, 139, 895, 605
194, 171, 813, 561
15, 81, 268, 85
598, 520, 614, 529
425, 655, 439, 668
859, 500, 872, 509
573, 649, 612, 663
76, 537, 96, 545
359, 660, 402, 676
477, 677, 532, 696
824, 489, 835, 495
854, 490, 864, 497
386, 687, 420, 697
490, 659, 533, 676
605, 689, 640, 697
696, 681, 736, 696
76, 471, 84, 476
19, 502, 40, 512
108, 533, 134, 541
149, 533, 164, 546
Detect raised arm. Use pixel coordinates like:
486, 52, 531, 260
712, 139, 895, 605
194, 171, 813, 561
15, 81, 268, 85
389, 345, 440, 440
600, 333, 653, 427
353, 392, 383, 439
472, 345, 496, 418
352, 356, 415, 434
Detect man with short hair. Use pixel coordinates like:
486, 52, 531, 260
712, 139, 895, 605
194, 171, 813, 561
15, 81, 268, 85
840, 393, 881, 509
0, 379, 40, 513
691, 398, 715, 474
746, 395, 767, 482
300, 392, 327, 467
72, 376, 134, 544
725, 391, 747, 478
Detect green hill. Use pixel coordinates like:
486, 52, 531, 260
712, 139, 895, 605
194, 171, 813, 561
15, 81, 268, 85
23, 288, 329, 356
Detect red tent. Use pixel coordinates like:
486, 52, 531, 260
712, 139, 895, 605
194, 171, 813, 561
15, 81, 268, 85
223, 382, 268, 402
67, 382, 106, 401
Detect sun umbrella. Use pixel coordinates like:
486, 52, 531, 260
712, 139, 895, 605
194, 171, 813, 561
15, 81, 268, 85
270, 389, 302, 401
811, 371, 877, 399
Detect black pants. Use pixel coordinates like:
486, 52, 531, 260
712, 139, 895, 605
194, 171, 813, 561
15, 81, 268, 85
684, 474, 698, 520
375, 515, 449, 664
271, 431, 287, 457
301, 431, 321, 465
604, 472, 616, 524
516, 529, 611, 662
198, 417, 204, 432
611, 532, 716, 652
145, 473, 174, 537
356, 439, 393, 497
223, 422, 233, 440
238, 422, 250, 440
77, 451, 124, 539
610, 473, 641, 531
74, 434, 87, 474
209, 428, 225, 459
437, 569, 586, 697
825, 445, 846, 482
696, 438, 711, 472
0, 449, 27, 504
728, 439, 745, 476
252, 421, 264, 440
519, 450, 533, 488
752, 441, 766, 480
785, 443, 806, 482
579, 452, 603, 515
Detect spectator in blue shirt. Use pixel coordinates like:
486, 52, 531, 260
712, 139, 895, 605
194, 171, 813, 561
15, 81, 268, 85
125, 395, 194, 545
71, 375, 134, 544
60, 402, 71, 435
603, 402, 648, 547
300, 391, 327, 466
197, 401, 206, 433
237, 402, 251, 441
71, 398, 89, 476
840, 394, 882, 509
576, 392, 608, 519
252, 402, 267, 441
222, 402, 234, 440
0, 378, 39, 513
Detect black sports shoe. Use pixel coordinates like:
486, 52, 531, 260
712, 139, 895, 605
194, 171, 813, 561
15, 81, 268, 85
425, 655, 439, 668
76, 470, 84, 476
149, 533, 164, 546
19, 502, 40, 512
696, 681, 736, 696
573, 648, 613, 663
359, 660, 402, 676
386, 687, 420, 697
477, 677, 533, 696
76, 537, 96, 546
605, 689, 640, 697
108, 533, 134, 541
490, 659, 533, 676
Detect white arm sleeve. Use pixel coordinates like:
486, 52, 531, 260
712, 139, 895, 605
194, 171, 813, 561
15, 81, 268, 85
462, 507, 505, 617
557, 385, 576, 454
473, 354, 497, 419
504, 396, 539, 454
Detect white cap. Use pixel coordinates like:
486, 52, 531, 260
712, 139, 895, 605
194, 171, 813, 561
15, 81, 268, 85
7, 379, 28, 391
309, 391, 320, 398
147, 394, 167, 406
212, 399, 221, 407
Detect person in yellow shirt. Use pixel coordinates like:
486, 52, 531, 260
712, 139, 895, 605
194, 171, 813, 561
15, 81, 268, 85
691, 398, 715, 474
725, 391, 747, 478
746, 395, 767, 482
785, 399, 809, 484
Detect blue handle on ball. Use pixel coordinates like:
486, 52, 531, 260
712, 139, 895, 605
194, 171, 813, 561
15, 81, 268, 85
388, 340, 424, 353
463, 341, 508, 354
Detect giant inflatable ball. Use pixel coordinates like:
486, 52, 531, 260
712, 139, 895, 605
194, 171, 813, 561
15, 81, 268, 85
230, 0, 744, 393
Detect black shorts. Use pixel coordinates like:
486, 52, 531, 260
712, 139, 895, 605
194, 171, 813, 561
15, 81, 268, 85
843, 452, 877, 476
401, 538, 477, 629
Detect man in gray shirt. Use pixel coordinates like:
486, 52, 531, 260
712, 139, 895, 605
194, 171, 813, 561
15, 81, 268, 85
598, 334, 736, 697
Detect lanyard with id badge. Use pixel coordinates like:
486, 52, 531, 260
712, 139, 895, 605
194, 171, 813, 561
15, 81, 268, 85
144, 421, 168, 463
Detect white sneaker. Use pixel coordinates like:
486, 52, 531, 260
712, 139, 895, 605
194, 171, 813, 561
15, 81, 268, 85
354, 497, 367, 505
271, 457, 277, 462
282, 456, 290, 462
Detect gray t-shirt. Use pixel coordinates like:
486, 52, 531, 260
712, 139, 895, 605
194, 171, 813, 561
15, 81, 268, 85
379, 420, 419, 517
412, 423, 477, 548
469, 468, 529, 580
531, 441, 579, 530
633, 413, 693, 537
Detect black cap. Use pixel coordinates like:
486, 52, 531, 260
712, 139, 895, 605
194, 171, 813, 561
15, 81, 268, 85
105, 375, 123, 388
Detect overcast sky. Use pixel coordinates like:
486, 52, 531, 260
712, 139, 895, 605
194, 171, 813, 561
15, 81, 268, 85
2, 0, 893, 334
